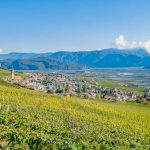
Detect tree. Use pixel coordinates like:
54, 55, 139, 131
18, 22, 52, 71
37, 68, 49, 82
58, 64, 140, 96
82, 85, 87, 93
65, 85, 70, 93
47, 89, 54, 94
77, 86, 81, 94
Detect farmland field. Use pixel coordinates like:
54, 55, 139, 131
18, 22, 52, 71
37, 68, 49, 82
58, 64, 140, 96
0, 79, 150, 150
86, 68, 150, 89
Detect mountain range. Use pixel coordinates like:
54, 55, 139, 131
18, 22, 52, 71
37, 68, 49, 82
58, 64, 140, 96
0, 48, 150, 70
0, 57, 83, 70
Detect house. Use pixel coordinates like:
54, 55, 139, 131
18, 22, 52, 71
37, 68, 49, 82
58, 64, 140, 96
104, 95, 116, 100
90, 93, 97, 99
64, 93, 70, 96
146, 96, 150, 101
117, 95, 130, 101
80, 93, 91, 99
14, 76, 23, 82
80, 92, 97, 99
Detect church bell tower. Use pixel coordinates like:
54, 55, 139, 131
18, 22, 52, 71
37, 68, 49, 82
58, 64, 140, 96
11, 65, 15, 80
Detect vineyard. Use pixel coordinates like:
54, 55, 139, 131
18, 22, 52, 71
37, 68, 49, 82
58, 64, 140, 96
0, 79, 150, 150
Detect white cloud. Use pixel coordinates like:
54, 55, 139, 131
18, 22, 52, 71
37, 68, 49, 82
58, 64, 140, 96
115, 35, 128, 49
115, 35, 150, 53
0, 48, 4, 53
143, 40, 150, 53
97, 47, 102, 50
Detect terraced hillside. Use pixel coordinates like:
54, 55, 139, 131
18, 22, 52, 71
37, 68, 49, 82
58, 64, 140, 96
0, 79, 150, 149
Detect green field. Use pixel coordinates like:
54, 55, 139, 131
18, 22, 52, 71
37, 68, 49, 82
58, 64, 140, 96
0, 79, 150, 150
0, 68, 26, 79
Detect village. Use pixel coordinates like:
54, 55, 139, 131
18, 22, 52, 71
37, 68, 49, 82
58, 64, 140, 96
4, 67, 150, 102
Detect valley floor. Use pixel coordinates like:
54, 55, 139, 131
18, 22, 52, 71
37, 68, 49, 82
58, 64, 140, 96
0, 80, 150, 150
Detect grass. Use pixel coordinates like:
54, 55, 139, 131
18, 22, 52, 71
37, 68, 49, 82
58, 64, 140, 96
0, 79, 150, 149
0, 68, 26, 79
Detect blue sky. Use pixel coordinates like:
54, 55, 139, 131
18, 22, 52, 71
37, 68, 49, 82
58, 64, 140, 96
0, 0, 150, 53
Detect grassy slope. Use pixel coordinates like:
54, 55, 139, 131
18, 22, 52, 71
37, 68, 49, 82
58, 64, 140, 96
0, 80, 150, 149
0, 68, 26, 79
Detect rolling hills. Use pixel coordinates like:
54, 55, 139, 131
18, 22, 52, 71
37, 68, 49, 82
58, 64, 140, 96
0, 79, 150, 149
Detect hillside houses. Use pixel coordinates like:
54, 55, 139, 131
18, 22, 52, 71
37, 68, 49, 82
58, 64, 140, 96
4, 70, 146, 102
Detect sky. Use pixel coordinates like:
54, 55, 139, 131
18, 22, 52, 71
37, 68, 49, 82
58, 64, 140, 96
0, 0, 150, 53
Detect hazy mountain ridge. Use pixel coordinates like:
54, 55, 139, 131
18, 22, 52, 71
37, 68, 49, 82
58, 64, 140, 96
49, 48, 150, 68
0, 52, 52, 60
0, 48, 150, 69
0, 57, 84, 70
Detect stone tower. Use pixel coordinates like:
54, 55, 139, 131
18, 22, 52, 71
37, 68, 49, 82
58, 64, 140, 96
11, 65, 15, 80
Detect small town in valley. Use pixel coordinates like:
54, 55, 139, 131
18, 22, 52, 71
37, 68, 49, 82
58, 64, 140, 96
3, 67, 150, 103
